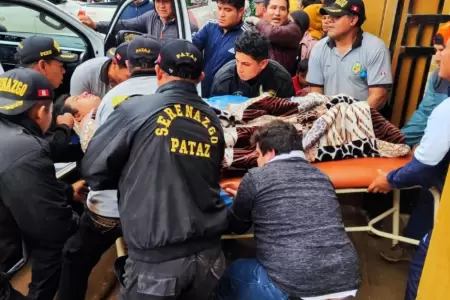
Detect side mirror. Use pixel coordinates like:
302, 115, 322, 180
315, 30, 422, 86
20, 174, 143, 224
115, 30, 144, 45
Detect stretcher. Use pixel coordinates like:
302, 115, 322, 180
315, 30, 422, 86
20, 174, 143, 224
220, 153, 441, 246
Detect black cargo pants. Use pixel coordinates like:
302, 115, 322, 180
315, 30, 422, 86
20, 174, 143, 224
116, 245, 225, 300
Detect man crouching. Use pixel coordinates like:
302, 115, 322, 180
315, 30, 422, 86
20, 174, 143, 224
216, 120, 361, 300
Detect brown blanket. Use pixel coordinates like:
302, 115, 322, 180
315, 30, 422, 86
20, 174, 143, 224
217, 93, 410, 172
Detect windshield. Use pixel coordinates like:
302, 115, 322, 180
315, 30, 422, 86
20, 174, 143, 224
0, 3, 78, 37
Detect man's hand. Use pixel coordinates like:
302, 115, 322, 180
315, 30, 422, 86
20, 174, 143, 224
72, 180, 89, 203
78, 15, 96, 30
367, 169, 393, 194
57, 113, 75, 129
245, 16, 261, 26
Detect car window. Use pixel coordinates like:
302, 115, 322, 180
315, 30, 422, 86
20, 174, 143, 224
187, 0, 215, 28
0, 3, 86, 50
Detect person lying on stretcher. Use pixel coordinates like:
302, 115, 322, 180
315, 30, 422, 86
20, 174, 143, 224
216, 120, 361, 300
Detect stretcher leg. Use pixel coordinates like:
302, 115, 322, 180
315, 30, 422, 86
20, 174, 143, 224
116, 238, 127, 257
392, 189, 400, 247
429, 187, 441, 223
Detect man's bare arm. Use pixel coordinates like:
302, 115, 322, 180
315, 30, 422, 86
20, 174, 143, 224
367, 87, 389, 110
310, 86, 324, 94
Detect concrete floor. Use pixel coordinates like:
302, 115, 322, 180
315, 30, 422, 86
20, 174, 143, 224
11, 205, 411, 300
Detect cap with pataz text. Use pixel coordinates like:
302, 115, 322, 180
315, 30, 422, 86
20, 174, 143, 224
127, 36, 161, 67
0, 68, 55, 116
320, 0, 366, 25
156, 39, 203, 80
16, 36, 78, 65
106, 41, 130, 67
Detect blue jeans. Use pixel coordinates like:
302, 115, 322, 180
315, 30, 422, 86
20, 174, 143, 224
405, 231, 432, 300
215, 259, 289, 300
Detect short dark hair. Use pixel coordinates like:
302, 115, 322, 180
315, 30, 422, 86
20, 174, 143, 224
302, 0, 321, 8
433, 33, 445, 46
297, 59, 309, 74
235, 31, 270, 61
51, 94, 73, 128
217, 0, 245, 10
54, 94, 71, 116
264, 0, 289, 11
251, 120, 303, 155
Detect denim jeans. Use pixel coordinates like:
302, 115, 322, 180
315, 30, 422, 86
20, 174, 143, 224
215, 259, 289, 300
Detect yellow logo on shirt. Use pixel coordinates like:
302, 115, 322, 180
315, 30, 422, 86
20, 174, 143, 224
351, 62, 362, 74
112, 95, 130, 108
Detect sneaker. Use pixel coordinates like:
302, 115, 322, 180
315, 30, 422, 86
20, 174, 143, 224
380, 243, 416, 263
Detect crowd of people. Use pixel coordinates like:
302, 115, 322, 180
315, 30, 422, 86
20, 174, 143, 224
0, 0, 449, 299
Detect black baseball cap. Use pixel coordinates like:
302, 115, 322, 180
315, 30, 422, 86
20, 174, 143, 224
127, 36, 161, 67
156, 39, 203, 80
320, 0, 366, 24
0, 68, 55, 116
106, 41, 129, 67
16, 36, 78, 64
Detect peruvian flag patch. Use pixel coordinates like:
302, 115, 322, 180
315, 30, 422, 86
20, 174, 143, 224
351, 5, 359, 12
38, 89, 49, 97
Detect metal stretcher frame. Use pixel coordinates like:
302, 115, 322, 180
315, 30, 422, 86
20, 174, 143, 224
222, 187, 441, 247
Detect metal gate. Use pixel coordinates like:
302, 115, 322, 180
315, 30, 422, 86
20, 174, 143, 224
389, 0, 450, 127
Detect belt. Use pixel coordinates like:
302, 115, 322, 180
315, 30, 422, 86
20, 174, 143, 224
87, 209, 121, 228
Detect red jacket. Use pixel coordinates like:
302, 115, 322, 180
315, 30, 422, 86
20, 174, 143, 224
256, 20, 302, 76
292, 75, 311, 96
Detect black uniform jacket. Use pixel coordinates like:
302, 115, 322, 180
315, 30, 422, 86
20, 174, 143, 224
82, 81, 228, 263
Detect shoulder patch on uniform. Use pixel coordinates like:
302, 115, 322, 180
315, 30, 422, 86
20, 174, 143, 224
111, 94, 144, 109
112, 95, 130, 108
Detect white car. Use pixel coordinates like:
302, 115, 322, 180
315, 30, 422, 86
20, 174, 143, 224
0, 0, 193, 75
57, 0, 217, 27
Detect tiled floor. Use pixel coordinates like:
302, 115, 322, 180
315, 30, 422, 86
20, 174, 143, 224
11, 205, 411, 300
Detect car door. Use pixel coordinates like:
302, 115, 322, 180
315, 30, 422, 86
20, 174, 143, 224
103, 0, 193, 50
0, 0, 105, 97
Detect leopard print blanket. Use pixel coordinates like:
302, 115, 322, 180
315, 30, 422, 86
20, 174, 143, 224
215, 93, 410, 171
